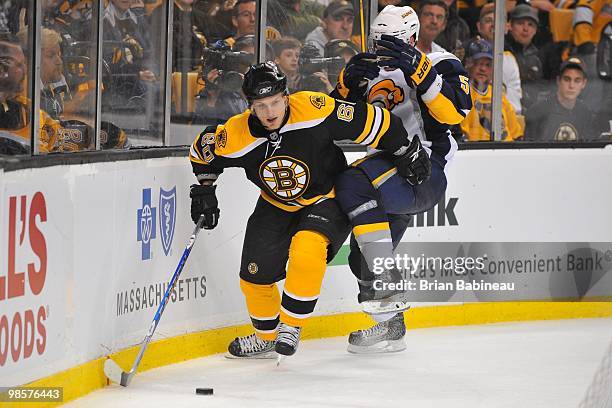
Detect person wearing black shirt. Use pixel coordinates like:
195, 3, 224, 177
526, 57, 600, 141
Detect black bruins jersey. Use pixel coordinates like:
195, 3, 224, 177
190, 91, 410, 212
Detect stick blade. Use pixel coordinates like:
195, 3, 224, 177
104, 359, 127, 386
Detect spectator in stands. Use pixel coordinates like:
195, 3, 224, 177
193, 36, 251, 124
377, 0, 412, 12
324, 38, 359, 63
456, 0, 483, 36
103, 0, 156, 83
0, 39, 28, 125
473, 3, 523, 114
0, 40, 60, 152
304, 0, 355, 57
273, 37, 302, 92
461, 39, 523, 141
505, 3, 544, 109
572, 0, 612, 55
417, 0, 449, 53
42, 0, 92, 43
435, 0, 470, 56
296, 43, 334, 93
0, 1, 24, 34
39, 28, 71, 120
268, 0, 325, 41
232, 34, 256, 67
324, 39, 358, 85
16, 27, 121, 151
525, 57, 599, 141
227, 0, 256, 44
269, 40, 334, 94
129, 0, 146, 17
150, 0, 207, 73
102, 0, 164, 136
192, 0, 235, 43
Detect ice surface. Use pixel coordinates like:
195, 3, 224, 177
65, 318, 612, 408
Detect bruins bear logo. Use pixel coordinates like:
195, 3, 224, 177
259, 156, 310, 201
554, 123, 578, 141
215, 129, 227, 149
310, 95, 326, 109
368, 79, 405, 111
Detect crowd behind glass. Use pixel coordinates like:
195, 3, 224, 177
0, 0, 610, 155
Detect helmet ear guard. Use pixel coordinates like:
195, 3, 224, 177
369, 5, 420, 47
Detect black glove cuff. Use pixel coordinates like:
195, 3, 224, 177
190, 184, 216, 197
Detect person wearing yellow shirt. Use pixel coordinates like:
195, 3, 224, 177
460, 39, 523, 141
0, 40, 60, 153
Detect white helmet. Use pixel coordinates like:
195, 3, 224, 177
369, 5, 420, 46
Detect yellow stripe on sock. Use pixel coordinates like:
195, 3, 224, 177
352, 222, 390, 237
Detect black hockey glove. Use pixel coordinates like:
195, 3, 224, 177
393, 137, 431, 186
190, 184, 220, 229
337, 52, 379, 99
375, 34, 434, 90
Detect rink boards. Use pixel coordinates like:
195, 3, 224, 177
1, 147, 611, 404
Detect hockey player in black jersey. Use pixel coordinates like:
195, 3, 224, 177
189, 61, 420, 359
330, 5, 472, 353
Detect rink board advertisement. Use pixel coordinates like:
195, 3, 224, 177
1, 147, 611, 386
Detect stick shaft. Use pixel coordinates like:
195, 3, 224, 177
124, 215, 206, 382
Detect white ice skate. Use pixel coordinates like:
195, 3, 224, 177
226, 333, 277, 359
275, 323, 302, 365
359, 268, 411, 316
347, 312, 407, 354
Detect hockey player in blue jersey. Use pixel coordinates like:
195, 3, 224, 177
331, 5, 472, 353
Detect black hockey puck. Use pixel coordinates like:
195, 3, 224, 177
195, 387, 214, 395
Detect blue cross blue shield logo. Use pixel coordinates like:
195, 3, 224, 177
137, 188, 157, 260
159, 186, 177, 256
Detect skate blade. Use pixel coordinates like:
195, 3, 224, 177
347, 339, 407, 354
224, 351, 278, 360
362, 300, 410, 315
276, 354, 284, 366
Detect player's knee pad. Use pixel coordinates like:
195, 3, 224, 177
285, 230, 328, 297
282, 231, 329, 327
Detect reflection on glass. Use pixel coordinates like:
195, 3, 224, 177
193, 35, 252, 125
451, 1, 612, 142
101, 0, 166, 147
0, 1, 33, 155
461, 38, 522, 142
37, 1, 100, 152
168, 0, 258, 144
266, 0, 362, 94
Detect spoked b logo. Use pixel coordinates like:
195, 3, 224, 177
259, 156, 310, 202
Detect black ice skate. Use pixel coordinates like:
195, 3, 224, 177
275, 323, 302, 357
226, 333, 276, 359
347, 312, 407, 354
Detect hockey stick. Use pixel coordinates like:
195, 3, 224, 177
104, 214, 206, 387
